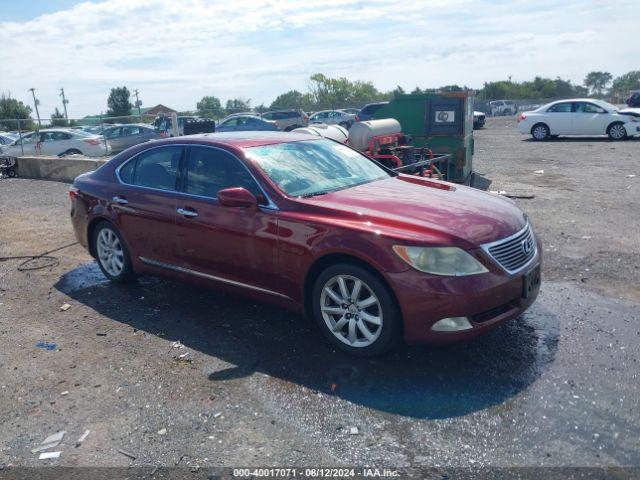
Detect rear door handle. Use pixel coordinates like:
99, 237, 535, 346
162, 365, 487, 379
112, 195, 128, 205
177, 207, 198, 218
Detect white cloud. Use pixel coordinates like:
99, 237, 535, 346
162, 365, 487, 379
0, 0, 636, 118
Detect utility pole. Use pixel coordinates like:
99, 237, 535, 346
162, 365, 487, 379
133, 89, 142, 118
60, 88, 69, 121
28, 88, 41, 127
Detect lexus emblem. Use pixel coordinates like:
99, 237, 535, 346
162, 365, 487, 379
522, 239, 532, 254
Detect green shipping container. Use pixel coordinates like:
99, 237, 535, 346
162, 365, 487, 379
372, 92, 475, 184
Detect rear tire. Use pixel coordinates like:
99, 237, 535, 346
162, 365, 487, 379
607, 122, 627, 141
312, 263, 401, 356
61, 149, 82, 157
531, 123, 549, 141
92, 221, 136, 283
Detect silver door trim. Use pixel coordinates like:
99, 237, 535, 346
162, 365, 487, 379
139, 256, 291, 300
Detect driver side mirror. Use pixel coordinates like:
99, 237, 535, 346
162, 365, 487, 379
217, 187, 258, 209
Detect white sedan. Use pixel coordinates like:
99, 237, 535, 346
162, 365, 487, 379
517, 99, 640, 141
0, 128, 110, 158
309, 110, 356, 128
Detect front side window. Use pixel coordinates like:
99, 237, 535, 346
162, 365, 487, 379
184, 146, 262, 200
247, 139, 391, 197
547, 103, 572, 113
119, 146, 182, 191
574, 102, 605, 113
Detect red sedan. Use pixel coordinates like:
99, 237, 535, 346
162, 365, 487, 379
70, 132, 541, 356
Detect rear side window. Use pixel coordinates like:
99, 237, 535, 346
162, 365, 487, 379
118, 146, 182, 191
184, 146, 263, 200
547, 103, 572, 113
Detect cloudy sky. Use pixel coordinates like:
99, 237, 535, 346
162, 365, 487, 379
0, 0, 636, 118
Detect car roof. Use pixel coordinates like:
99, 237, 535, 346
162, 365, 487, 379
161, 131, 319, 148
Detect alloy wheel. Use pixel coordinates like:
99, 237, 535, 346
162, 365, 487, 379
609, 124, 626, 140
532, 125, 548, 140
320, 274, 383, 348
97, 227, 125, 277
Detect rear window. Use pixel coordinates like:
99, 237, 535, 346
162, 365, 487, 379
360, 103, 386, 115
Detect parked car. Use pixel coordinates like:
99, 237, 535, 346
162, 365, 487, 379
489, 100, 518, 116
627, 91, 640, 108
70, 132, 541, 356
308, 110, 355, 128
355, 102, 388, 122
473, 111, 486, 129
0, 128, 109, 158
216, 115, 278, 132
260, 109, 309, 131
341, 108, 361, 115
517, 99, 640, 141
103, 124, 162, 153
0, 132, 17, 145
153, 115, 199, 136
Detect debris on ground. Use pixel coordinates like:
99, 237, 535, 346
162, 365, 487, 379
490, 190, 535, 199
39, 451, 61, 460
117, 448, 136, 460
157, 428, 167, 435
534, 170, 544, 175
35, 341, 57, 351
60, 303, 71, 311
31, 431, 66, 453
349, 427, 359, 435
213, 412, 222, 419
75, 430, 90, 448
60, 391, 69, 396
626, 174, 636, 178
173, 351, 192, 365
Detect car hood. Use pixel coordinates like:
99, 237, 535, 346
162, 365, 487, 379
299, 176, 527, 247
617, 108, 640, 118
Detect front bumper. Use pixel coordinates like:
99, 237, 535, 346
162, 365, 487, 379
388, 247, 541, 345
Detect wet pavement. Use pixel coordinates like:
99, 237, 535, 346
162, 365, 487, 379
0, 119, 639, 473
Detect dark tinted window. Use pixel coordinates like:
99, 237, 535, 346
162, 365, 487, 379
128, 146, 182, 190
184, 147, 262, 199
119, 158, 135, 183
547, 103, 572, 113
360, 103, 387, 115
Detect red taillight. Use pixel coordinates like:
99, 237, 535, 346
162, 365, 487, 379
160, 131, 169, 138
69, 187, 78, 200
518, 113, 526, 123
355, 115, 360, 122
84, 138, 101, 146
304, 115, 309, 122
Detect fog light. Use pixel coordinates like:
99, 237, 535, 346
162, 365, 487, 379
431, 316, 473, 332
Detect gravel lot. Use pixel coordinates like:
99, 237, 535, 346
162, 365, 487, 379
0, 117, 639, 477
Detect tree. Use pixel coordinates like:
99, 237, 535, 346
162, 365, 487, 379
50, 107, 67, 126
269, 90, 313, 110
610, 70, 640, 101
196, 95, 224, 118
0, 94, 33, 130
225, 98, 251, 115
106, 86, 132, 118
584, 71, 612, 97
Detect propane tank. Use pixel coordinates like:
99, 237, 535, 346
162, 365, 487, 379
292, 124, 349, 143
347, 118, 402, 151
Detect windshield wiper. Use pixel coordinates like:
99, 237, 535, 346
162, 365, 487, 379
300, 191, 329, 198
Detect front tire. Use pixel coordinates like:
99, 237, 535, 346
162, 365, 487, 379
607, 122, 627, 141
92, 221, 135, 283
312, 263, 401, 356
531, 123, 549, 141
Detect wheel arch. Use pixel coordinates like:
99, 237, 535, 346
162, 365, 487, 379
606, 120, 626, 136
530, 122, 550, 135
302, 252, 402, 327
86, 216, 115, 258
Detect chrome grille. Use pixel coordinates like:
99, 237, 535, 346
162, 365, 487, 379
482, 223, 537, 273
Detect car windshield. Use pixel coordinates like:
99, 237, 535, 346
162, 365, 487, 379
246, 139, 392, 197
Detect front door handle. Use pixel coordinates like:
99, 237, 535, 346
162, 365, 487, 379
112, 195, 128, 205
177, 207, 198, 218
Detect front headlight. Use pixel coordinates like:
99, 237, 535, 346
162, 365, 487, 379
393, 246, 489, 276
